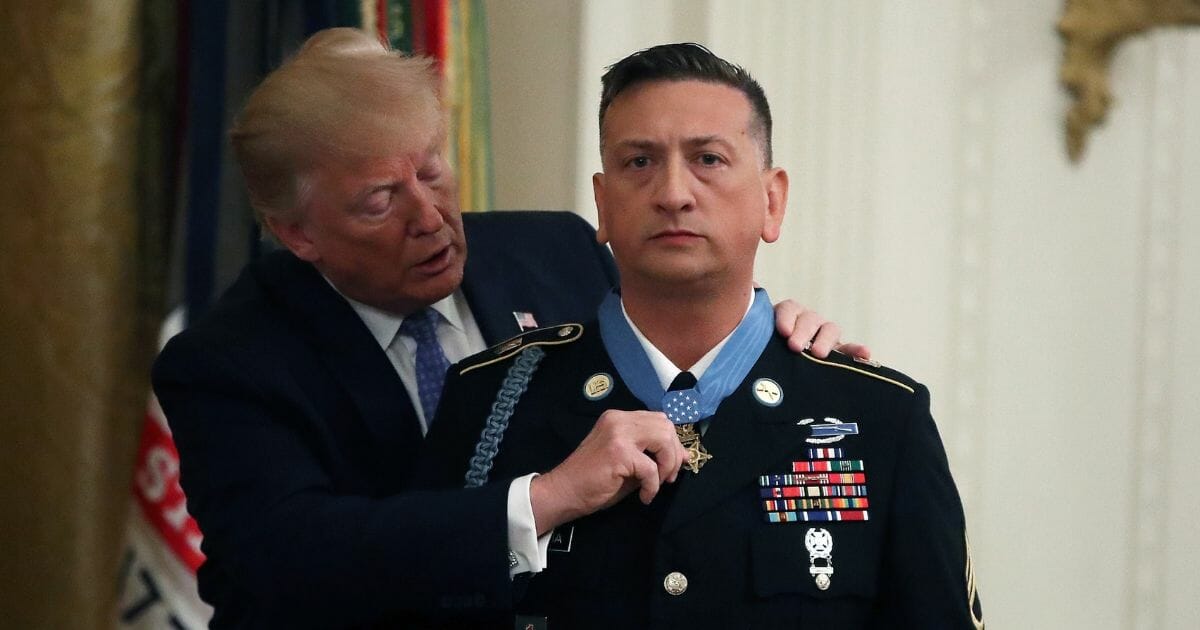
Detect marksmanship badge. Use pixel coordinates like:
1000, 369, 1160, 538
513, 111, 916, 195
805, 527, 835, 590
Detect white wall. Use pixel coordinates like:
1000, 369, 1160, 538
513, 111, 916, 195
486, 0, 582, 211
488, 2, 1200, 628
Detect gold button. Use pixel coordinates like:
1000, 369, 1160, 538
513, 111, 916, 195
663, 571, 688, 596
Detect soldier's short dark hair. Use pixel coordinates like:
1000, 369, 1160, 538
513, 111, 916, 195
598, 42, 773, 167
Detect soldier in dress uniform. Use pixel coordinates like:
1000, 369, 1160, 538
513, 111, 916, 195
416, 43, 985, 629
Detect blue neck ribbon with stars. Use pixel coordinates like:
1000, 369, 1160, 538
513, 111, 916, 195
597, 288, 773, 425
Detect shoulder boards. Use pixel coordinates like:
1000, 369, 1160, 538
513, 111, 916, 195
799, 350, 916, 394
458, 323, 584, 376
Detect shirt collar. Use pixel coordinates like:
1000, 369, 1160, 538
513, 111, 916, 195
329, 277, 468, 350
620, 288, 756, 390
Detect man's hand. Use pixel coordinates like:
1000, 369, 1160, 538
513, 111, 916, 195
529, 410, 688, 535
773, 300, 872, 360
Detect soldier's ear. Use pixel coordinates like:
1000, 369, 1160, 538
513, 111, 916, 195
761, 167, 788, 244
593, 172, 610, 245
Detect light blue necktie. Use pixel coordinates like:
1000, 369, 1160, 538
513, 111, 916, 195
399, 308, 451, 425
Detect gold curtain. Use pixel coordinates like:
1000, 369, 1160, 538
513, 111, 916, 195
0, 2, 168, 627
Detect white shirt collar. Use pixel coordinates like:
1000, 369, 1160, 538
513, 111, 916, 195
620, 288, 756, 390
333, 281, 470, 350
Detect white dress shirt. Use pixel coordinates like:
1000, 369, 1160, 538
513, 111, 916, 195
621, 288, 755, 387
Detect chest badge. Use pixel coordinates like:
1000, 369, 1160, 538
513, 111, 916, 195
582, 373, 613, 401
798, 417, 859, 444
804, 527, 835, 591
751, 378, 783, 407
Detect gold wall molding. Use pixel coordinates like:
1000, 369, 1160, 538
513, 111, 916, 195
1057, 0, 1200, 161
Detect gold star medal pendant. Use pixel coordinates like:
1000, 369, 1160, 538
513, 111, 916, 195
675, 423, 712, 473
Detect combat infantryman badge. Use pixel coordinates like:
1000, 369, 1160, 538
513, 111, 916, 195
798, 417, 860, 444
805, 527, 835, 590
676, 423, 712, 473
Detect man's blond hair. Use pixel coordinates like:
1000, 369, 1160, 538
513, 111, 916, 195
231, 27, 442, 224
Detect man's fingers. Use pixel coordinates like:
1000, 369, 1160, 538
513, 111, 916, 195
806, 319, 842, 358
631, 452, 662, 504
784, 311, 827, 354
665, 442, 689, 483
773, 299, 804, 337
634, 414, 684, 485
835, 342, 872, 361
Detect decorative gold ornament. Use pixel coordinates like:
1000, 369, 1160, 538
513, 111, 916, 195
1058, 0, 1200, 162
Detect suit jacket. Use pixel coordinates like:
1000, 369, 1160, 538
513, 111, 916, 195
151, 211, 618, 629
418, 323, 985, 629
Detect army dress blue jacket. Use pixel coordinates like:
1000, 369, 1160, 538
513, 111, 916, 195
417, 323, 985, 629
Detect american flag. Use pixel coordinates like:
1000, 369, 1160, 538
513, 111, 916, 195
513, 311, 539, 330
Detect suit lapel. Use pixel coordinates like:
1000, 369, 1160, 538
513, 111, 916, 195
255, 252, 422, 445
661, 341, 818, 533
461, 215, 529, 344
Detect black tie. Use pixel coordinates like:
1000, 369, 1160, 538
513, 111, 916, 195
668, 371, 697, 391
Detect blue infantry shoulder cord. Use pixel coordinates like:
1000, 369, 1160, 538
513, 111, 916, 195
464, 346, 547, 488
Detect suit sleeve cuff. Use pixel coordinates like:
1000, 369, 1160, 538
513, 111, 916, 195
507, 473, 551, 577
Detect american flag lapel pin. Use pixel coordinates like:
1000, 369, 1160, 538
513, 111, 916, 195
513, 311, 539, 331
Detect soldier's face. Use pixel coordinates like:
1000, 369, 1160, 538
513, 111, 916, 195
593, 79, 787, 295
268, 123, 466, 316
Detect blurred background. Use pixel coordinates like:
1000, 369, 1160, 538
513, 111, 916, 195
1, 1, 1197, 628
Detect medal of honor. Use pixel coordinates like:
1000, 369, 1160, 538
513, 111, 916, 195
597, 289, 774, 476
675, 423, 712, 473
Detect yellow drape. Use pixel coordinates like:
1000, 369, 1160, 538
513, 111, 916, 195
0, 2, 166, 627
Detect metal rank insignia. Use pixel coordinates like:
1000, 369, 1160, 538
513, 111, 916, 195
804, 527, 835, 590
676, 423, 712, 473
